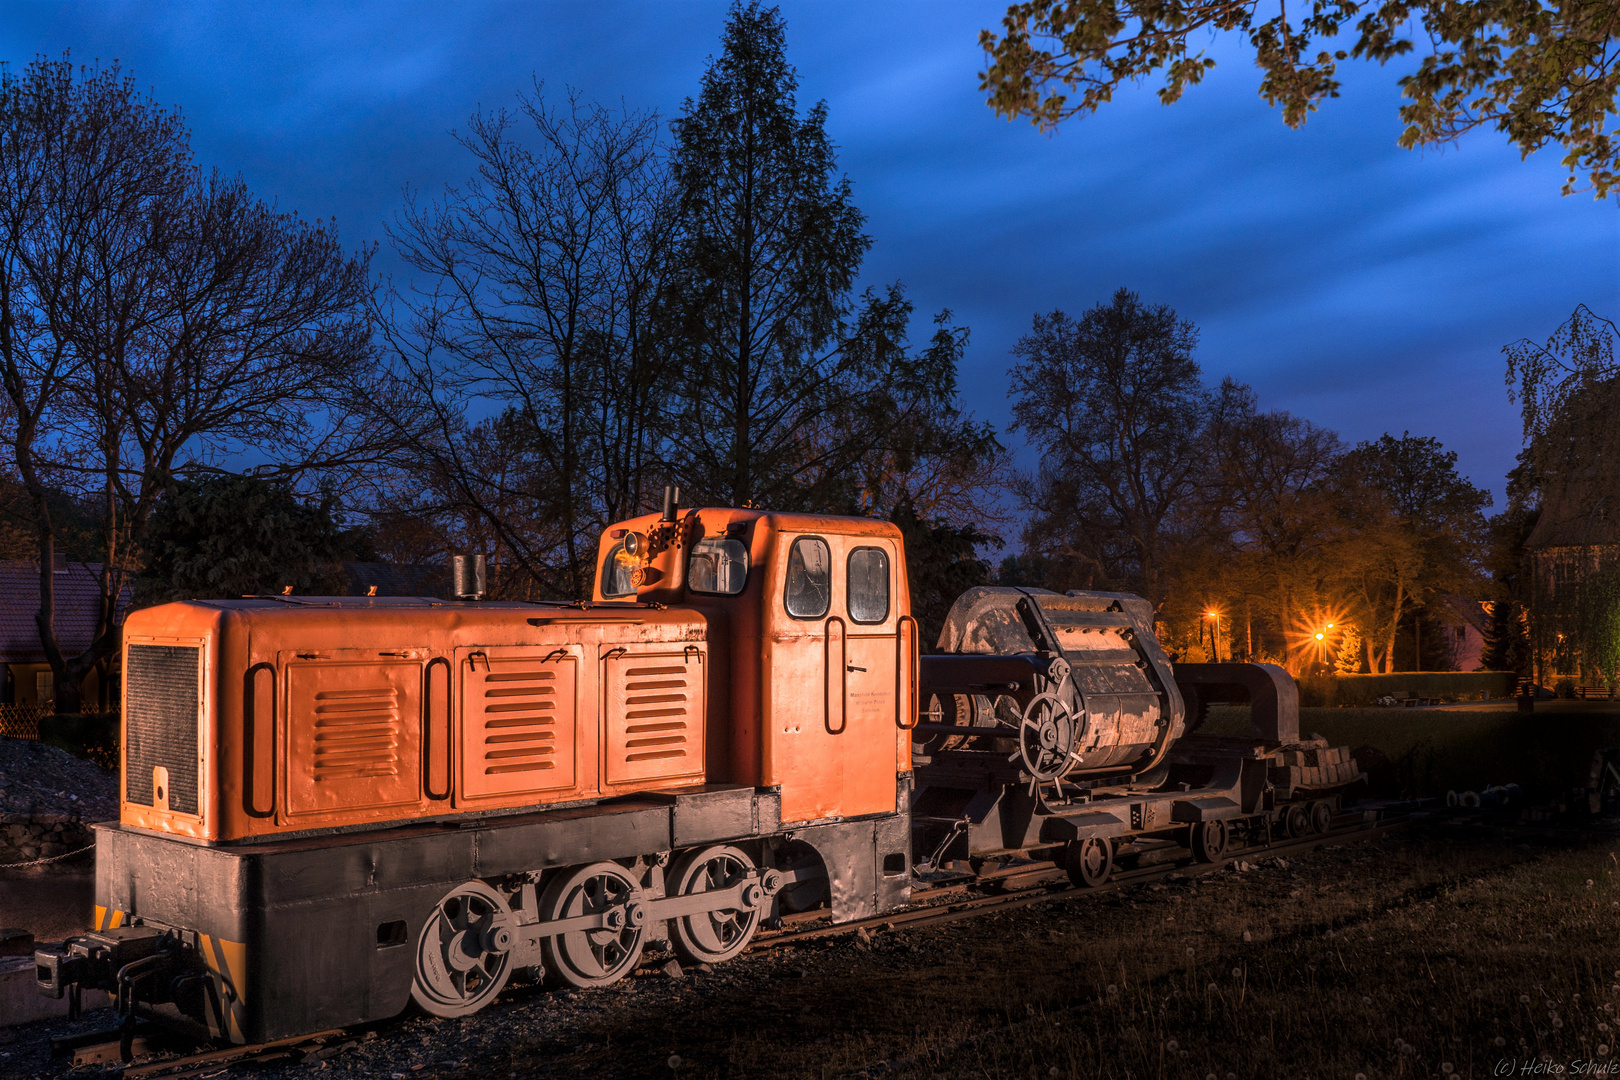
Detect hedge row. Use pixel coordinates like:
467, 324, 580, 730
1295, 671, 1517, 708
38, 712, 120, 771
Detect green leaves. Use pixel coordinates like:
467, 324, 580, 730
980, 0, 1620, 197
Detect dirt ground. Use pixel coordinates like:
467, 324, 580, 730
3, 823, 1617, 1079
0, 861, 95, 944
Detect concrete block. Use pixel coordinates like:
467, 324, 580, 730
1, 955, 110, 1027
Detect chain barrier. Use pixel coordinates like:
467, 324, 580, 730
0, 841, 94, 869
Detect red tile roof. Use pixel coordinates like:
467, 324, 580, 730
0, 562, 132, 663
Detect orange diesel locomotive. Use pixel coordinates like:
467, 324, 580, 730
37, 498, 1357, 1046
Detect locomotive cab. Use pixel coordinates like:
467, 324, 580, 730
592, 506, 916, 825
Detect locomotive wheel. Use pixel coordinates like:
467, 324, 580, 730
1189, 820, 1229, 862
540, 862, 646, 989
667, 845, 762, 964
1309, 800, 1334, 834
411, 880, 516, 1018
1283, 803, 1310, 838
1063, 837, 1113, 888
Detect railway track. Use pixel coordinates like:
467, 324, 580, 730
55, 812, 1405, 1077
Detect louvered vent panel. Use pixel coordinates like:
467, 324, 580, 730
604, 650, 704, 785
311, 687, 400, 780
460, 658, 576, 798
124, 644, 200, 814
285, 661, 421, 818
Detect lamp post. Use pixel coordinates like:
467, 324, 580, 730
1206, 610, 1221, 663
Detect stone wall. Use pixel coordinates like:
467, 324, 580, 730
0, 813, 93, 865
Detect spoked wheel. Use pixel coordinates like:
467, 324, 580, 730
1063, 836, 1113, 887
1309, 800, 1334, 834
1283, 803, 1310, 838
541, 862, 645, 989
1189, 820, 1229, 863
667, 845, 763, 964
1013, 692, 1078, 784
411, 880, 516, 1018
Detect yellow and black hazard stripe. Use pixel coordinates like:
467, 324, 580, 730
197, 932, 249, 1043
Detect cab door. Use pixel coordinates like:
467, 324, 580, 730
839, 541, 903, 816
767, 532, 899, 822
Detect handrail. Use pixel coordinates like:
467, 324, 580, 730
824, 616, 847, 735
895, 615, 918, 729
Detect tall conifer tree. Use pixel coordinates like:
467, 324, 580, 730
665, 2, 941, 511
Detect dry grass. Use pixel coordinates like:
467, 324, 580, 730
434, 830, 1619, 1079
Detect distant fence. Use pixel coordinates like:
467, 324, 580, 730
0, 705, 46, 740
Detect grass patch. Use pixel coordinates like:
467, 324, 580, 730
897, 833, 1620, 1080
1203, 706, 1620, 800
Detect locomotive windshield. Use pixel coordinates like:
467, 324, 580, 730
846, 547, 889, 623
601, 540, 636, 597
687, 537, 749, 595
784, 536, 830, 618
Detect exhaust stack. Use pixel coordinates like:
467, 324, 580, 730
451, 554, 487, 600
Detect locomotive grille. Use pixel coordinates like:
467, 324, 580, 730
124, 644, 200, 813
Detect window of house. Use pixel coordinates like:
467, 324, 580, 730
687, 538, 749, 596
601, 541, 636, 598
846, 547, 890, 624
35, 670, 53, 705
784, 537, 831, 619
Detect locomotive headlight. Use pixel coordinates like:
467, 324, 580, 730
623, 531, 644, 557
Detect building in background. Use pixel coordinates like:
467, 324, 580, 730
0, 558, 132, 711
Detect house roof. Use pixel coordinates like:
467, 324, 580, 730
0, 561, 132, 663
1524, 484, 1620, 550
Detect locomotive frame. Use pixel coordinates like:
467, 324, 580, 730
36, 501, 1360, 1047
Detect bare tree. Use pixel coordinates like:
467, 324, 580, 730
378, 87, 679, 599
0, 57, 377, 712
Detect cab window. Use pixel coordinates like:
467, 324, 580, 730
601, 541, 636, 598
847, 547, 890, 624
784, 536, 831, 619
688, 537, 749, 595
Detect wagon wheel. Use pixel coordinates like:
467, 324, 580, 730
540, 862, 646, 989
1309, 800, 1334, 834
1283, 803, 1310, 838
1189, 820, 1229, 863
1012, 692, 1078, 784
1064, 836, 1113, 888
411, 880, 516, 1017
667, 845, 762, 965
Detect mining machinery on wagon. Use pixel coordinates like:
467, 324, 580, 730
36, 495, 1361, 1046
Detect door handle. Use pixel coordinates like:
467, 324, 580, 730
846, 664, 866, 672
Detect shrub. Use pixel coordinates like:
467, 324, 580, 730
1296, 671, 1517, 707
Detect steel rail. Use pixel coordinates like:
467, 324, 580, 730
748, 813, 1408, 949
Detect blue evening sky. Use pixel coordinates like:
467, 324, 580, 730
4, 1, 1615, 508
